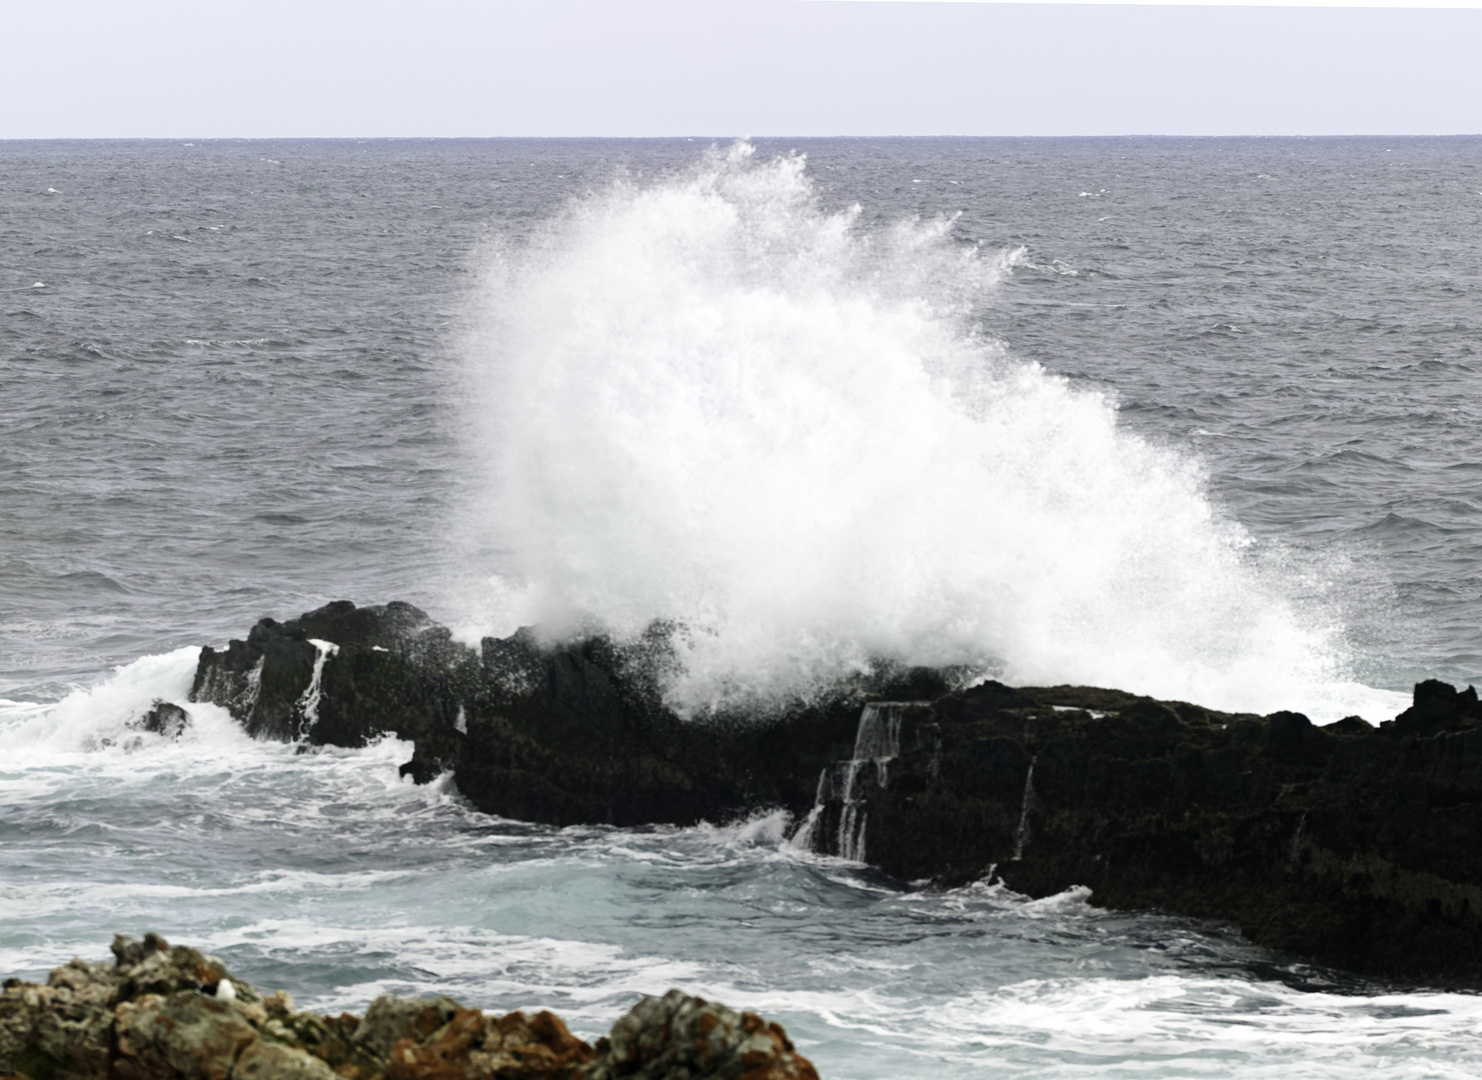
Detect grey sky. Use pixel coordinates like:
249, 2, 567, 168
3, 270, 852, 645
3, 0, 1479, 137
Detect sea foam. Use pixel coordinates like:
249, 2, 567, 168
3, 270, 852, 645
454, 142, 1390, 721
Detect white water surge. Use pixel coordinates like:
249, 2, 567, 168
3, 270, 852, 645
457, 142, 1395, 721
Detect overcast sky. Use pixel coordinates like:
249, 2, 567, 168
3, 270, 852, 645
2, 0, 1479, 137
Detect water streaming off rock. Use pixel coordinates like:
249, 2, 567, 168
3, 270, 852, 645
798, 702, 925, 863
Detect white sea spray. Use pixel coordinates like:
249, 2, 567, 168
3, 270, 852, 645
455, 141, 1382, 720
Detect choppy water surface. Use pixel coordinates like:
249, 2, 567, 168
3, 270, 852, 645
5, 138, 1482, 1076
6, 661, 1482, 1080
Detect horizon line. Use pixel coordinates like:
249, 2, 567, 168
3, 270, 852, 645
6, 132, 1482, 142
800, 0, 1482, 7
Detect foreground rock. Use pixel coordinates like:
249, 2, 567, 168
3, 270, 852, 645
0, 934, 817, 1080
187, 601, 1482, 983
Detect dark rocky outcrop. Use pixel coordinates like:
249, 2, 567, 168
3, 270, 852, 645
189, 601, 922, 828
188, 600, 1482, 983
0, 935, 817, 1080
137, 701, 190, 740
806, 680, 1482, 982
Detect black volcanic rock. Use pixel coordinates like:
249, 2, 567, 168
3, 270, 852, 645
1385, 678, 1482, 736
190, 600, 469, 745
809, 680, 1482, 981
190, 601, 872, 827
192, 600, 1482, 983
136, 700, 190, 739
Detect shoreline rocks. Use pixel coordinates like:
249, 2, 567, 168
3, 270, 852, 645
186, 600, 1482, 984
0, 934, 818, 1080
802, 680, 1482, 981
189, 601, 906, 829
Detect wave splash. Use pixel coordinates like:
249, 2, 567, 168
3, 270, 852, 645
455, 142, 1375, 719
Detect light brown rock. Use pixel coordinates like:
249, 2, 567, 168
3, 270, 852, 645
232, 1038, 339, 1080
113, 993, 258, 1080
385, 1006, 594, 1080
582, 991, 818, 1080
1, 937, 821, 1080
354, 996, 461, 1061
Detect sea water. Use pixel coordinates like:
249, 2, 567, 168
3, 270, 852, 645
5, 137, 1482, 1077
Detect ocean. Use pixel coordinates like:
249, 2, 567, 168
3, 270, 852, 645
4, 136, 1482, 1077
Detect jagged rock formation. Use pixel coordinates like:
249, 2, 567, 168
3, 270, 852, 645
186, 600, 1482, 982
189, 601, 940, 828
137, 701, 190, 740
801, 679, 1482, 981
582, 990, 815, 1080
0, 934, 818, 1080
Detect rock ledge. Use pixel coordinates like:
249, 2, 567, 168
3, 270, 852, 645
182, 600, 1482, 983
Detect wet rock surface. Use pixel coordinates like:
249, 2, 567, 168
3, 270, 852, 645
189, 602, 913, 828
0, 935, 817, 1080
190, 601, 1482, 982
136, 701, 190, 740
807, 679, 1482, 981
